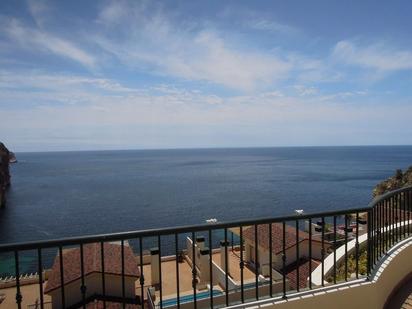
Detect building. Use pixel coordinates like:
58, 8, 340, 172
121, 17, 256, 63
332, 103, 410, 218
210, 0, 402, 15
243, 223, 330, 277
44, 242, 140, 308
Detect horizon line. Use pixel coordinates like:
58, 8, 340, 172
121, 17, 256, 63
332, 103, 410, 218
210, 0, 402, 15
10, 144, 412, 154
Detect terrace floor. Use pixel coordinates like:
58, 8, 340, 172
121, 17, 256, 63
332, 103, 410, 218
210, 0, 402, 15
212, 250, 256, 283
0, 282, 51, 308
140, 250, 258, 302
141, 258, 210, 299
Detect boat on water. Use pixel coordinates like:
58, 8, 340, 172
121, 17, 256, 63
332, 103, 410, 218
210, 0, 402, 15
206, 218, 218, 224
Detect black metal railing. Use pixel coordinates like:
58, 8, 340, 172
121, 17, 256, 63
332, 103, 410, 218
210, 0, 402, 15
0, 186, 411, 309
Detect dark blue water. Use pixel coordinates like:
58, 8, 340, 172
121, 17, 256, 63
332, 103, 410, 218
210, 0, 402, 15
1, 146, 411, 244
0, 146, 411, 276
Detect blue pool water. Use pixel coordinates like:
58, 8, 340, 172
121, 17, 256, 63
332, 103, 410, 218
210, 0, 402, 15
161, 289, 224, 307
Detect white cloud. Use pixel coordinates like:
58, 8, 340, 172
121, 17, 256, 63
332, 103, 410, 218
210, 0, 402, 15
247, 19, 299, 36
287, 53, 343, 83
94, 2, 291, 91
97, 0, 131, 24
316, 91, 368, 102
3, 18, 96, 69
27, 0, 50, 27
1, 70, 411, 151
3, 84, 411, 151
293, 85, 318, 96
333, 40, 412, 72
0, 71, 136, 94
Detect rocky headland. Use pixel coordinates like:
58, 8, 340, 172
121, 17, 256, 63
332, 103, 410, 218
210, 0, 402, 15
0, 142, 12, 207
373, 166, 412, 197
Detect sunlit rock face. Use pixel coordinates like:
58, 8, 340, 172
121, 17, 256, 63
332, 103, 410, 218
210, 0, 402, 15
0, 142, 11, 207
373, 166, 412, 197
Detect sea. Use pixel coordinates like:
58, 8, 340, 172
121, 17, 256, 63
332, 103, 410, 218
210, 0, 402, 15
0, 146, 411, 275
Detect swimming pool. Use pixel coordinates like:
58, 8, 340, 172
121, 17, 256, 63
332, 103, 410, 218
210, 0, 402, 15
161, 289, 224, 307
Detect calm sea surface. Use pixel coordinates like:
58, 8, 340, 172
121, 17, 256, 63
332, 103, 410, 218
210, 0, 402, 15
0, 146, 411, 275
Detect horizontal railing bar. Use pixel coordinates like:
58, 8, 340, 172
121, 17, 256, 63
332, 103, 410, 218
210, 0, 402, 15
0, 206, 371, 252
367, 185, 412, 207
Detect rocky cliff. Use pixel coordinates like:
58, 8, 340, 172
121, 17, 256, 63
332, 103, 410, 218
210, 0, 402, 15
0, 142, 11, 207
373, 166, 412, 197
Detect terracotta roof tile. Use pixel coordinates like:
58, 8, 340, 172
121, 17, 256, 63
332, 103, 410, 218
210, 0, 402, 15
243, 223, 310, 254
284, 258, 320, 290
45, 243, 139, 294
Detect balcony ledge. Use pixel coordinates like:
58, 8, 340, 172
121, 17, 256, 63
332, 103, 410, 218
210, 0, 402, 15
225, 236, 412, 309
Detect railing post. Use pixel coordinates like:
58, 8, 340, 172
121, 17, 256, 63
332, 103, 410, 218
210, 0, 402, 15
406, 190, 412, 237
333, 216, 337, 284
58, 246, 65, 309
158, 235, 163, 309
367, 209, 372, 278
282, 222, 287, 299
321, 216, 325, 287
407, 190, 411, 236
254, 225, 259, 300
269, 223, 273, 297
383, 200, 387, 254
296, 219, 300, 292
191, 232, 197, 309
209, 229, 214, 308
355, 212, 359, 279
100, 242, 106, 309
80, 244, 86, 309
239, 226, 244, 303
175, 234, 180, 309
344, 215, 348, 282
121, 240, 125, 309
37, 248, 44, 309
309, 218, 313, 289
139, 238, 145, 309
14, 251, 22, 309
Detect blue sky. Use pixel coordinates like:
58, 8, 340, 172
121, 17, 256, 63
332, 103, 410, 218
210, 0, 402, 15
1, 0, 412, 151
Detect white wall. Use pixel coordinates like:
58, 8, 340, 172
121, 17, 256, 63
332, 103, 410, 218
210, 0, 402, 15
245, 240, 325, 271
48, 273, 137, 308
211, 260, 237, 290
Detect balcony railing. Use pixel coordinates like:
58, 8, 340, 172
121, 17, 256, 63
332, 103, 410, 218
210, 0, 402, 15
0, 186, 411, 309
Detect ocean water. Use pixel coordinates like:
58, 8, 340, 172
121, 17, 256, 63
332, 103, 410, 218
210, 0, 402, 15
0, 146, 411, 275
1, 146, 412, 244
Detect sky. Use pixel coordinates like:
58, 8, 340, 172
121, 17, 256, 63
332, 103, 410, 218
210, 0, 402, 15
0, 0, 412, 152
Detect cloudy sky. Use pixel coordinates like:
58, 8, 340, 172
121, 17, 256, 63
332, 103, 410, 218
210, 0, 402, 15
1, 0, 412, 151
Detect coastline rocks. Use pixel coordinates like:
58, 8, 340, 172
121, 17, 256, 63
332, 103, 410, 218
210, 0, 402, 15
373, 166, 412, 197
9, 152, 17, 163
0, 142, 11, 208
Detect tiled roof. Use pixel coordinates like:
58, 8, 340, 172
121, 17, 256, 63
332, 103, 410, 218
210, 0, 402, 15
284, 258, 321, 290
243, 223, 312, 254
45, 243, 140, 294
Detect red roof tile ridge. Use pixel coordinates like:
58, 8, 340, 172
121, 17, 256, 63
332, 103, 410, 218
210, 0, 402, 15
44, 242, 140, 294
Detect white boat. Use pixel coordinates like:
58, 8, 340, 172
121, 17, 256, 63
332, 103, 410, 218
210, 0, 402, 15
206, 218, 218, 224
